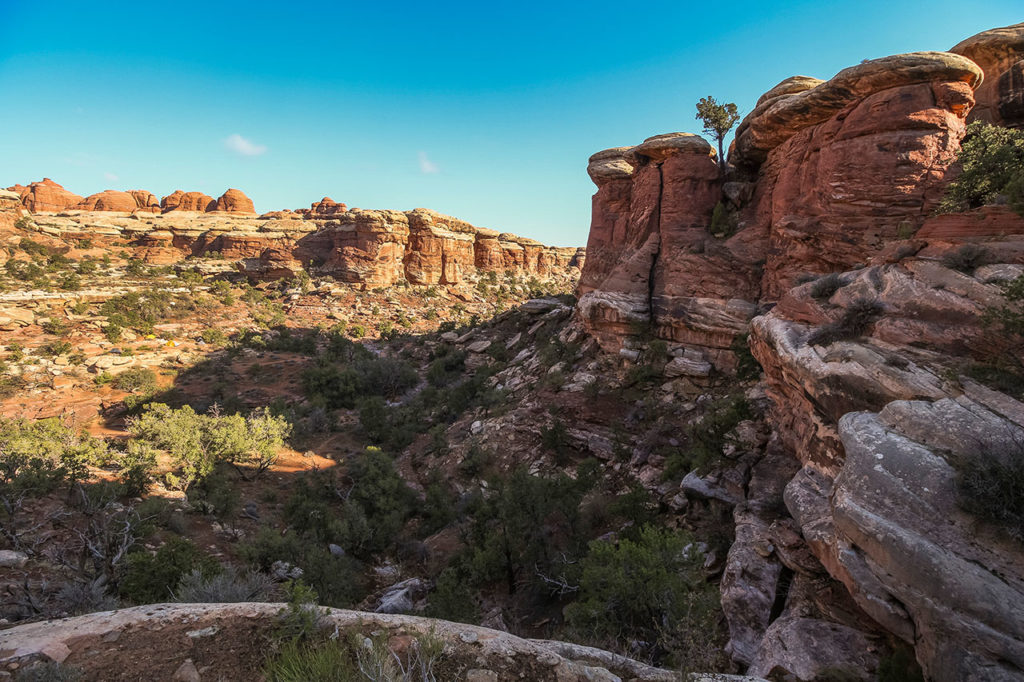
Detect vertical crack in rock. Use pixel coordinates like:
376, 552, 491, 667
646, 162, 664, 329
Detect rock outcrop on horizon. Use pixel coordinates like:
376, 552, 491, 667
575, 22, 1024, 682
4, 181, 583, 286
9, 178, 83, 213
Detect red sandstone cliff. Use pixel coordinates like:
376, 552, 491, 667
574, 23, 1024, 682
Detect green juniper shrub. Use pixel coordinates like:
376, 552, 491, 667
807, 298, 884, 346
565, 525, 723, 667
118, 537, 219, 604
938, 121, 1024, 215
664, 395, 752, 480
984, 274, 1024, 338
113, 367, 158, 394
424, 566, 479, 624
240, 527, 367, 607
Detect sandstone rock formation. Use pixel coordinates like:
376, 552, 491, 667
952, 22, 1024, 128
578, 48, 998, 369
212, 188, 255, 213
300, 196, 348, 216
9, 185, 582, 286
576, 22, 1024, 681
74, 189, 160, 212
160, 190, 216, 212
7, 178, 82, 213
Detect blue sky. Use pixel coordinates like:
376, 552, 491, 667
0, 1, 1019, 246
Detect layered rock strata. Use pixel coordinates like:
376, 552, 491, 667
578, 43, 1009, 373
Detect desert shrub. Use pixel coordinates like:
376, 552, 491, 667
192, 466, 240, 522
128, 403, 290, 490
664, 395, 752, 479
938, 121, 1024, 215
302, 354, 416, 409
175, 565, 277, 603
941, 244, 988, 273
240, 528, 368, 607
51, 581, 120, 617
424, 567, 478, 624
100, 287, 194, 334
201, 327, 227, 345
709, 200, 738, 238
955, 442, 1024, 542
118, 537, 218, 604
40, 340, 72, 357
462, 467, 596, 595
113, 367, 158, 393
565, 526, 722, 666
263, 638, 358, 682
810, 272, 845, 300
807, 298, 883, 346
984, 274, 1024, 338
0, 417, 107, 498
116, 441, 158, 496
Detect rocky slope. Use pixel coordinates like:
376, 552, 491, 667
6, 181, 584, 287
576, 21, 1024, 682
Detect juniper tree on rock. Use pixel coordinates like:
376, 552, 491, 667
695, 96, 740, 170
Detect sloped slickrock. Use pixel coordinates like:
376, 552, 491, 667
8, 178, 82, 212
0, 602, 678, 682
951, 22, 1024, 128
827, 400, 1024, 681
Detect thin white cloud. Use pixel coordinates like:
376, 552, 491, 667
224, 133, 267, 157
418, 151, 439, 174
103, 172, 119, 182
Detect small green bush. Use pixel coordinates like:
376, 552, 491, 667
113, 367, 158, 394
938, 121, 1024, 215
118, 537, 218, 604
